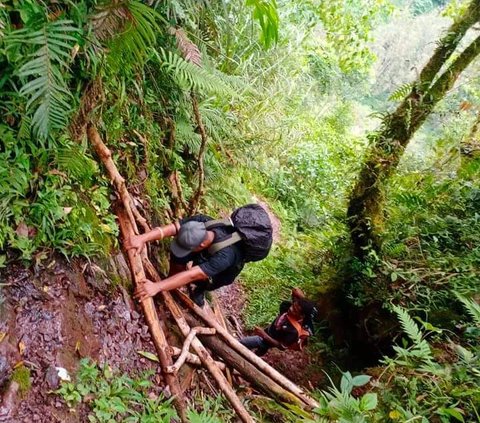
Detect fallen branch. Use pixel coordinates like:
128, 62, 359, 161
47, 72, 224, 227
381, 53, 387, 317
166, 327, 216, 374
170, 347, 226, 371
87, 125, 140, 234
176, 291, 319, 409
206, 297, 233, 385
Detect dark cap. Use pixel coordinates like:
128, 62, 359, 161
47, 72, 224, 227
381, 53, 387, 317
170, 221, 208, 258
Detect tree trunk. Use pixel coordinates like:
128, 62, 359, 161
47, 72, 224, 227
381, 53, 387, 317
347, 2, 480, 258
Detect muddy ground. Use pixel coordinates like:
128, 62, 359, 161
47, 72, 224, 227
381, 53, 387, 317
0, 254, 325, 422
0, 257, 162, 422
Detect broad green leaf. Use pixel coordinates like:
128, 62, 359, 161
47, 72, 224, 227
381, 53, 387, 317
360, 393, 377, 411
437, 407, 465, 422
352, 374, 371, 387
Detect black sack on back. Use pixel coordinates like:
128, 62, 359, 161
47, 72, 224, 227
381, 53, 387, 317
206, 204, 273, 262
231, 204, 273, 262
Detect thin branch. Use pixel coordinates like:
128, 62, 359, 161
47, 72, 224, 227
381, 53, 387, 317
170, 346, 226, 370
189, 92, 208, 214
166, 327, 216, 373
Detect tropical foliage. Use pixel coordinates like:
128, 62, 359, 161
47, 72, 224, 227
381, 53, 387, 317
1, 0, 480, 420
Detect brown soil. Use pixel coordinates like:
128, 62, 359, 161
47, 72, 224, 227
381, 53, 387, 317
0, 257, 162, 422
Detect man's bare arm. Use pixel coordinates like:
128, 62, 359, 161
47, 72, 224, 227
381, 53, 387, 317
254, 327, 285, 350
126, 222, 180, 255
134, 266, 208, 301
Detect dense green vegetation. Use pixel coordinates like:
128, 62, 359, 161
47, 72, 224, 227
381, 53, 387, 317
1, 0, 479, 421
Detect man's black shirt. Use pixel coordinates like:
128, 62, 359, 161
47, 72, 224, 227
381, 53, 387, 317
170, 214, 245, 289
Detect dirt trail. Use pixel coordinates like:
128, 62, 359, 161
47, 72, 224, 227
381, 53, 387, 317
0, 258, 162, 422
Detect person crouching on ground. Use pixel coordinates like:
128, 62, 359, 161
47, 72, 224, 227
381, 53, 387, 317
240, 288, 317, 356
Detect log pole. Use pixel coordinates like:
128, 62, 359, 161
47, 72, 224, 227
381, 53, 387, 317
176, 291, 319, 409
142, 258, 255, 423
87, 124, 188, 422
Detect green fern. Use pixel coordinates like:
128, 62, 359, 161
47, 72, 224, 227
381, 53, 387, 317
95, 0, 162, 68
388, 82, 413, 101
17, 115, 32, 141
156, 48, 235, 96
175, 117, 201, 154
55, 143, 98, 185
7, 20, 79, 140
455, 292, 480, 325
392, 305, 433, 363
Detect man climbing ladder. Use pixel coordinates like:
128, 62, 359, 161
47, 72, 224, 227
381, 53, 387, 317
127, 204, 273, 306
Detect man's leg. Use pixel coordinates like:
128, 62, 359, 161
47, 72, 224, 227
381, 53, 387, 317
191, 277, 232, 307
189, 280, 210, 307
240, 336, 270, 356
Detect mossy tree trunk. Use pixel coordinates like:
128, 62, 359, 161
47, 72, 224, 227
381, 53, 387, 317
347, 0, 480, 259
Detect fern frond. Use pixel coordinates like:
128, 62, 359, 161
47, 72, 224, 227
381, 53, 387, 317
388, 82, 413, 101
392, 305, 433, 363
396, 191, 427, 209
91, 0, 130, 42
392, 305, 424, 345
95, 0, 161, 67
55, 143, 98, 185
156, 48, 234, 96
199, 101, 239, 143
17, 115, 32, 141
455, 292, 480, 325
170, 27, 202, 66
7, 20, 79, 140
175, 118, 201, 154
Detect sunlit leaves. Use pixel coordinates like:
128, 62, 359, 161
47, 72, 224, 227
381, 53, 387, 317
317, 0, 393, 74
246, 0, 279, 49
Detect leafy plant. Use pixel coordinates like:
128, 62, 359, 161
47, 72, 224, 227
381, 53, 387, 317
246, 0, 279, 49
57, 359, 178, 423
6, 19, 80, 140
314, 371, 377, 421
58, 359, 241, 422
455, 292, 480, 325
156, 48, 235, 96
390, 305, 434, 365
101, 0, 162, 68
